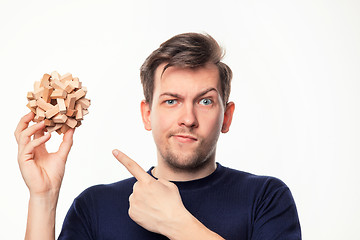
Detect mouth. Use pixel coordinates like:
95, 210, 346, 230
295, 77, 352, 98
172, 134, 198, 143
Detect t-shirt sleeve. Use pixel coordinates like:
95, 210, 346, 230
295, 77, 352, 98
57, 196, 95, 240
251, 178, 301, 240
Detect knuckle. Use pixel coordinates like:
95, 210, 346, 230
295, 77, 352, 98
26, 140, 36, 150
14, 132, 19, 142
125, 160, 134, 170
167, 182, 178, 191
128, 208, 134, 219
18, 131, 24, 139
21, 114, 28, 121
132, 182, 138, 191
128, 204, 138, 220
18, 132, 26, 145
144, 178, 153, 185
129, 194, 136, 207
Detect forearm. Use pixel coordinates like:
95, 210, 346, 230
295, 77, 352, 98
25, 192, 59, 240
164, 212, 225, 240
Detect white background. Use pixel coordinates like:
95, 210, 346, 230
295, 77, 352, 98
1, 0, 359, 239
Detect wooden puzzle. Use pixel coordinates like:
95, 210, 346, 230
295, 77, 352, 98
26, 71, 90, 134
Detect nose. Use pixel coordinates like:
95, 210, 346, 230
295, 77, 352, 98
178, 103, 199, 128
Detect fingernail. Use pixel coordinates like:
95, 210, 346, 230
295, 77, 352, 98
112, 149, 119, 157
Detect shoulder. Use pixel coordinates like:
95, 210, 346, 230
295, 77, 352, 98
215, 165, 301, 239
218, 164, 292, 200
220, 164, 287, 188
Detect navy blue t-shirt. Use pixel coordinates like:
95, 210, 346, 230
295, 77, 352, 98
58, 163, 301, 239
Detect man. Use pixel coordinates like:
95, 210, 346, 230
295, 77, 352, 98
15, 33, 301, 239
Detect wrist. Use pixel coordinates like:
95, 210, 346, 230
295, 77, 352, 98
165, 211, 224, 240
26, 191, 59, 240
161, 209, 192, 239
29, 190, 60, 208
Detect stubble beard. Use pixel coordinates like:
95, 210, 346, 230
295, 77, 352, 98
158, 134, 219, 173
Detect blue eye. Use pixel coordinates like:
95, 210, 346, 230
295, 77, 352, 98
165, 99, 177, 105
199, 98, 212, 105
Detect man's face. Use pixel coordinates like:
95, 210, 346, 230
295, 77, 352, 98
142, 63, 233, 172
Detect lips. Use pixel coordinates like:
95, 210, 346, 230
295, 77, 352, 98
172, 134, 198, 143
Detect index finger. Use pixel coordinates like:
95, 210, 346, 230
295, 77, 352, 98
14, 112, 35, 143
112, 149, 153, 183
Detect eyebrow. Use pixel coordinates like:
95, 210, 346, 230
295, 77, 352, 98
159, 87, 219, 99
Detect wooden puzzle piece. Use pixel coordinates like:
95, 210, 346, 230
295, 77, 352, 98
27, 71, 90, 134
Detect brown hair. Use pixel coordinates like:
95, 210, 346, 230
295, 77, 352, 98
140, 32, 232, 107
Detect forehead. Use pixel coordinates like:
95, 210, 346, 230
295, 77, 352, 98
153, 63, 221, 95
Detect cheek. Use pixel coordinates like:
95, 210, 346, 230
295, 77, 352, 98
150, 110, 173, 137
199, 112, 224, 136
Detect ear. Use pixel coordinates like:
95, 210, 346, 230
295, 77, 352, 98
221, 102, 235, 133
141, 100, 152, 131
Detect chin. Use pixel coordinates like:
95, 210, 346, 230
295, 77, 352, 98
162, 151, 212, 172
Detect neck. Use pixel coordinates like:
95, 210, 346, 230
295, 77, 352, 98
153, 155, 217, 182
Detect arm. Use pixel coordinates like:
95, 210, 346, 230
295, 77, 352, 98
15, 112, 74, 240
159, 207, 225, 240
112, 150, 224, 240
252, 178, 301, 240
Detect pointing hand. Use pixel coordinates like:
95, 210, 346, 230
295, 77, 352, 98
112, 149, 189, 237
